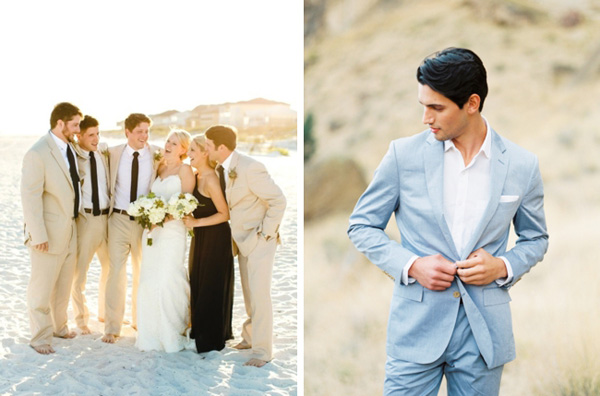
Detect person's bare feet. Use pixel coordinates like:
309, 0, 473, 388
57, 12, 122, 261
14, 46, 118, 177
98, 317, 104, 323
233, 342, 251, 350
101, 334, 118, 343
79, 326, 91, 335
31, 344, 55, 355
58, 331, 76, 339
244, 358, 268, 368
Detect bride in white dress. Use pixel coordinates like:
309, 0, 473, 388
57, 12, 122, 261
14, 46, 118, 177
135, 130, 196, 352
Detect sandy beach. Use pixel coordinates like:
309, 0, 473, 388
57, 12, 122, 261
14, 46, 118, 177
0, 135, 298, 395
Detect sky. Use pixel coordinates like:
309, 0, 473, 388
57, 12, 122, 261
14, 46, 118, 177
0, 0, 302, 135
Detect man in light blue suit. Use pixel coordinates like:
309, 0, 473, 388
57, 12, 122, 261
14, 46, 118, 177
348, 48, 548, 395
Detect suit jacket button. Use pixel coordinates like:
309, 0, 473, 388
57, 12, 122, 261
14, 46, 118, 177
453, 291, 460, 298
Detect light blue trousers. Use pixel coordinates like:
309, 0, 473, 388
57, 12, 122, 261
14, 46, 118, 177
384, 303, 503, 396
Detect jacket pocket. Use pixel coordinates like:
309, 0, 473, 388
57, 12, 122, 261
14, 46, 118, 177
483, 287, 512, 306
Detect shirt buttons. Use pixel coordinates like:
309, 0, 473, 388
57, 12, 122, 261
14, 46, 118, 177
453, 291, 461, 298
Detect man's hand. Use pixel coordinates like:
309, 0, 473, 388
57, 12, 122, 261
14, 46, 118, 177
33, 242, 48, 252
408, 254, 457, 291
456, 248, 507, 285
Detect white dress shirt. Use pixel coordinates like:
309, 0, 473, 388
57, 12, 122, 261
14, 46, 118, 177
114, 145, 153, 210
49, 131, 81, 211
81, 149, 110, 210
401, 119, 513, 285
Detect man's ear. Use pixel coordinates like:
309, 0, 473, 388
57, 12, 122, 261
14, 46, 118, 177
466, 94, 480, 115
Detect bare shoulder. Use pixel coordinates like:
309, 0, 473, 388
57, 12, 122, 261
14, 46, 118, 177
203, 169, 220, 185
179, 163, 195, 177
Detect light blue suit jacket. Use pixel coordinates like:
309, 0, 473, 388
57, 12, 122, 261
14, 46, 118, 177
348, 129, 548, 369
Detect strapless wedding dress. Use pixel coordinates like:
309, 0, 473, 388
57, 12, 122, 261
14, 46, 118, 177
135, 175, 192, 352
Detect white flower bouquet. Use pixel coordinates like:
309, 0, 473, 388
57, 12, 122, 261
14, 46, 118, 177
166, 193, 200, 237
127, 192, 167, 245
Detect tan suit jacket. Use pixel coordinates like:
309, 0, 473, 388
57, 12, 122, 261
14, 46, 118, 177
225, 151, 286, 361
21, 133, 77, 254
226, 151, 286, 257
21, 132, 79, 346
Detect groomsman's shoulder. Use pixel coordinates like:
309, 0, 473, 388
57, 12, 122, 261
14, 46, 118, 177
495, 132, 539, 169
387, 129, 431, 157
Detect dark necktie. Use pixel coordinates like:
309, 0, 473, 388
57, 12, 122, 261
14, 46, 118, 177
89, 151, 100, 216
130, 151, 139, 220
217, 165, 226, 199
66, 145, 80, 219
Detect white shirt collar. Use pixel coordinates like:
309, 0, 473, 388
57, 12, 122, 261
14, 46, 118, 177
126, 144, 148, 157
49, 130, 68, 152
443, 117, 492, 160
221, 151, 234, 171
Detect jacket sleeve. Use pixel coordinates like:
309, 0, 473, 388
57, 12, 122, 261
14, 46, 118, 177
246, 160, 286, 237
348, 142, 418, 282
502, 157, 549, 287
20, 149, 48, 245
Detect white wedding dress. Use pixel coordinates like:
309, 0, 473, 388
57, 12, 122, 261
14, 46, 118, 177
135, 175, 192, 353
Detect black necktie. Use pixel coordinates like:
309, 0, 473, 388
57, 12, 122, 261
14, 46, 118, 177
66, 145, 80, 219
89, 151, 100, 216
217, 165, 226, 199
130, 152, 139, 220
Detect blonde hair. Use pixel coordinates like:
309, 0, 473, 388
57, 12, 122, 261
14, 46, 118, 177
167, 128, 191, 160
191, 134, 216, 169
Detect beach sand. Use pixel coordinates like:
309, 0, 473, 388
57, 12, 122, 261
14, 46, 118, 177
0, 135, 298, 395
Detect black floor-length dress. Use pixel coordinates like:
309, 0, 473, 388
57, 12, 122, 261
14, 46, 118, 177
188, 186, 234, 352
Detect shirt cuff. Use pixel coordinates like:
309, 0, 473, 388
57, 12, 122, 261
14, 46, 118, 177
495, 256, 514, 286
401, 255, 420, 285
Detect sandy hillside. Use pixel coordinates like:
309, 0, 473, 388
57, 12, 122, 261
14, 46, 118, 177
305, 0, 600, 395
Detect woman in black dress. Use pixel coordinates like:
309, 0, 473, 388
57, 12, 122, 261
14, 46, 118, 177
183, 134, 234, 352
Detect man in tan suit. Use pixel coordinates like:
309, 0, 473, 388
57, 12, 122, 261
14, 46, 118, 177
71, 115, 111, 335
205, 125, 286, 367
20, 102, 83, 354
102, 113, 160, 343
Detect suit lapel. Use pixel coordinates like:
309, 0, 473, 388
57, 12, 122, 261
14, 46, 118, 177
423, 134, 459, 259
46, 134, 74, 192
110, 144, 126, 196
225, 151, 240, 202
461, 130, 509, 258
98, 143, 110, 189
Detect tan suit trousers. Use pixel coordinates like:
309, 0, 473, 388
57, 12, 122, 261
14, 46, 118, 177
27, 221, 77, 347
71, 213, 109, 327
104, 212, 143, 335
237, 237, 278, 362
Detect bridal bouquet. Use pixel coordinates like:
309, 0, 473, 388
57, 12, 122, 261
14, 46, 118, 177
127, 192, 167, 246
166, 193, 200, 237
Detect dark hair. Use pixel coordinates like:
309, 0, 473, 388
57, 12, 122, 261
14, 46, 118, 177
205, 125, 237, 151
50, 102, 82, 128
416, 47, 488, 112
80, 115, 99, 133
124, 113, 152, 132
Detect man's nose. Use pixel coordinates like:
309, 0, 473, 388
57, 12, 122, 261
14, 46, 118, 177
422, 108, 433, 125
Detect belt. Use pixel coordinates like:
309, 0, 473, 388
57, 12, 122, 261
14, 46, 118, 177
113, 209, 130, 215
84, 208, 110, 215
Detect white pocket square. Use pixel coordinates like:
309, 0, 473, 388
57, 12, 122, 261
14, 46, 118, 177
499, 195, 519, 203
